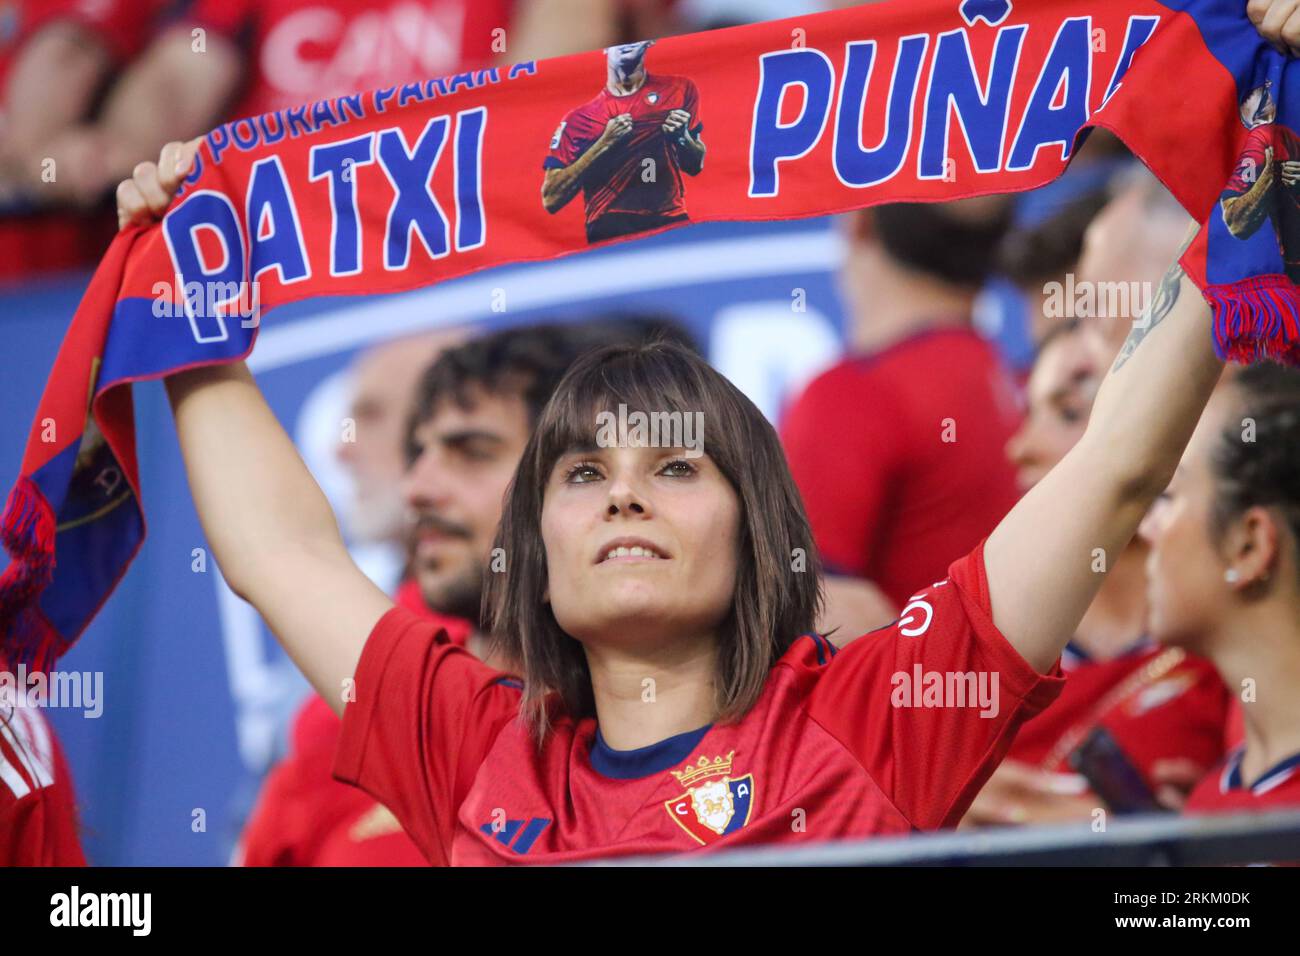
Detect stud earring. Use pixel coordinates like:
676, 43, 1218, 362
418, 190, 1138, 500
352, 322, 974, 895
1224, 568, 1240, 584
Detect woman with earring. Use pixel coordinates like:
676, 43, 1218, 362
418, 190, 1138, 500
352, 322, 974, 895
1139, 364, 1300, 811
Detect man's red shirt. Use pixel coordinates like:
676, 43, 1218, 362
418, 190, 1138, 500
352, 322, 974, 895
781, 328, 1022, 608
0, 707, 86, 866
238, 591, 472, 866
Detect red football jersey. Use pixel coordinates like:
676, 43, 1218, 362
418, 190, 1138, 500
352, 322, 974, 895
238, 606, 472, 867
1222, 124, 1300, 195
0, 707, 87, 866
1185, 746, 1300, 814
1007, 644, 1231, 790
334, 543, 1064, 864
185, 0, 514, 121
1224, 698, 1246, 751
780, 329, 1022, 609
544, 73, 702, 230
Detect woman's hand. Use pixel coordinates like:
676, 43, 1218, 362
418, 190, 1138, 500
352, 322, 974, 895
962, 760, 1099, 827
115, 138, 199, 230
1150, 757, 1207, 811
1248, 0, 1300, 56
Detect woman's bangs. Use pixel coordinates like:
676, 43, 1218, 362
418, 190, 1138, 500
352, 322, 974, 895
536, 345, 722, 470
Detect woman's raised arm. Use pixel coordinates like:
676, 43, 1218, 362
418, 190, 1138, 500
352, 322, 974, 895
120, 141, 393, 714
983, 228, 1223, 672
166, 362, 393, 714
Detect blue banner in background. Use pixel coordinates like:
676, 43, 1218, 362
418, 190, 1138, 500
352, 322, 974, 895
0, 216, 1023, 865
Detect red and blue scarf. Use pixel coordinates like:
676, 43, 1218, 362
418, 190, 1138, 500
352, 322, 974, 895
3, 0, 1299, 670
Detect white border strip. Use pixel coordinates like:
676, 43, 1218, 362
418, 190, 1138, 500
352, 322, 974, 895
248, 229, 842, 371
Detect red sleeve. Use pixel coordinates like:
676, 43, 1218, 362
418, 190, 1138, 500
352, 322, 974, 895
780, 367, 900, 577
544, 106, 597, 170
238, 695, 336, 866
805, 543, 1065, 830
0, 710, 86, 866
1222, 126, 1272, 197
332, 607, 521, 864
1282, 126, 1300, 164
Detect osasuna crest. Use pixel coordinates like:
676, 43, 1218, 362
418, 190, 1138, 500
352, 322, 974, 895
646, 92, 660, 104
664, 751, 754, 845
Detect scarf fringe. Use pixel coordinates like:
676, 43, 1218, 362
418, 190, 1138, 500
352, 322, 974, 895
1203, 274, 1300, 367
0, 477, 62, 674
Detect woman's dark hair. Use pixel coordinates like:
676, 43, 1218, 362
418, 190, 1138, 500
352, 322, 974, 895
405, 318, 697, 465
1209, 363, 1300, 581
485, 339, 823, 739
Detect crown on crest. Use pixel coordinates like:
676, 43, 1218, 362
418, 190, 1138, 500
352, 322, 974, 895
671, 751, 735, 787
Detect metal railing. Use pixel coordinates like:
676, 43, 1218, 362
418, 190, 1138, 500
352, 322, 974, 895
595, 810, 1300, 866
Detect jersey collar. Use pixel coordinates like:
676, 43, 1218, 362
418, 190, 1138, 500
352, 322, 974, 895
605, 74, 649, 99
1221, 745, 1300, 794
590, 723, 712, 780
1062, 634, 1152, 669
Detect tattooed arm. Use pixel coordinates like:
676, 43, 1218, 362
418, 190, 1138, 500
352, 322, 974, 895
542, 114, 632, 214
983, 224, 1224, 672
1109, 234, 1192, 371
